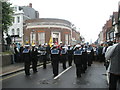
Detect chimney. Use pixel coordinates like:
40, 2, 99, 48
29, 3, 32, 8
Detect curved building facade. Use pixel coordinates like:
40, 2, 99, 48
23, 18, 80, 45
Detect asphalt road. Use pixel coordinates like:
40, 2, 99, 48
2, 61, 108, 88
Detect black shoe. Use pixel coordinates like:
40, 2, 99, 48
88, 64, 91, 66
26, 74, 30, 76
77, 75, 81, 78
33, 71, 38, 73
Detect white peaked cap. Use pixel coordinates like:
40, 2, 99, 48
25, 44, 30, 47
62, 47, 66, 49
51, 43, 54, 45
68, 45, 71, 46
41, 44, 44, 46
60, 41, 62, 44
76, 44, 81, 47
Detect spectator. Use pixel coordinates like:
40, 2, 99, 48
105, 42, 120, 90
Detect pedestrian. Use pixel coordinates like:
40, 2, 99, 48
14, 44, 20, 62
19, 45, 24, 62
73, 44, 83, 78
31, 44, 38, 73
105, 42, 120, 90
10, 43, 15, 64
22, 44, 31, 76
97, 44, 104, 62
51, 45, 60, 77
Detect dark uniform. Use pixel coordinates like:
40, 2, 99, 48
87, 45, 93, 66
74, 46, 83, 78
46, 45, 51, 61
51, 46, 60, 77
31, 46, 38, 73
67, 46, 73, 66
22, 45, 31, 76
40, 46, 47, 69
37, 45, 43, 63
81, 45, 88, 73
60, 47, 67, 70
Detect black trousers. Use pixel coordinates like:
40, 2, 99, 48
109, 73, 120, 90
52, 61, 59, 77
61, 55, 67, 69
68, 55, 72, 66
24, 62, 31, 75
41, 56, 47, 69
32, 60, 38, 72
75, 64, 82, 77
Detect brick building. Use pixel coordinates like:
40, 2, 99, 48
23, 18, 80, 45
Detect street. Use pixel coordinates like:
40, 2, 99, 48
2, 61, 108, 88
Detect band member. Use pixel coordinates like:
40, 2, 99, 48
22, 44, 31, 76
87, 45, 94, 66
51, 45, 60, 77
40, 44, 47, 69
67, 45, 73, 66
31, 44, 38, 73
81, 45, 87, 73
74, 44, 83, 78
60, 46, 67, 70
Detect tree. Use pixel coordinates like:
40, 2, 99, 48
1, 1, 13, 51
2, 1, 13, 33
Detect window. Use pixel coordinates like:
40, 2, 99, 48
53, 33, 59, 43
30, 32, 36, 44
65, 34, 69, 45
14, 7, 17, 11
17, 16, 20, 23
17, 28, 20, 35
38, 32, 45, 44
12, 29, 14, 35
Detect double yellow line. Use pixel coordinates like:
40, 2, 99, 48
0, 63, 51, 81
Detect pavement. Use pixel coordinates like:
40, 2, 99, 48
0, 61, 49, 77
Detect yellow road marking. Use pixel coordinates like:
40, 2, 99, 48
0, 63, 51, 81
0, 71, 24, 81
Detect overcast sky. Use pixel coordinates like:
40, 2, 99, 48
9, 0, 120, 43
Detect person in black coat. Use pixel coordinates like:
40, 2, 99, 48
19, 45, 24, 62
31, 45, 38, 73
14, 44, 20, 62
22, 45, 31, 76
105, 42, 120, 90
